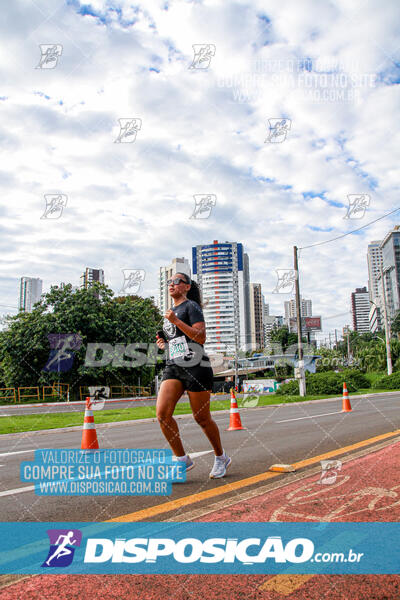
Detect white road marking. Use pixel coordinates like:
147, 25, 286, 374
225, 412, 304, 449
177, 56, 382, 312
173, 450, 214, 460
0, 485, 34, 497
276, 411, 343, 423
0, 449, 37, 458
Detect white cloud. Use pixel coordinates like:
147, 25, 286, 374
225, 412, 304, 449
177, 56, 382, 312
1, 0, 399, 342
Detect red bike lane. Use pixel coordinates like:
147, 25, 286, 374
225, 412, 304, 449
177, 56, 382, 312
1, 440, 399, 599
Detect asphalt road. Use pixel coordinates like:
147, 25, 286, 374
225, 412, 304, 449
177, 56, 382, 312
0, 392, 399, 522
0, 394, 230, 416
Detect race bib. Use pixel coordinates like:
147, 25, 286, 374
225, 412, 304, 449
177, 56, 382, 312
169, 336, 190, 361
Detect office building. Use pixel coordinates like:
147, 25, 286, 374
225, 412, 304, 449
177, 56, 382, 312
351, 286, 370, 333
192, 240, 250, 354
19, 277, 43, 312
159, 257, 191, 313
81, 268, 104, 289
380, 226, 400, 320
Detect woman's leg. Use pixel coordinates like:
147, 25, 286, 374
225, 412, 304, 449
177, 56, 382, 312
187, 391, 223, 456
156, 379, 186, 456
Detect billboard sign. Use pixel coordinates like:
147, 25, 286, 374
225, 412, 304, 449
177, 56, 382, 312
289, 317, 322, 332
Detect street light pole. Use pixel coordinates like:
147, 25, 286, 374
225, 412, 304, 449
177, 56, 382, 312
234, 332, 239, 391
294, 246, 306, 396
380, 264, 393, 375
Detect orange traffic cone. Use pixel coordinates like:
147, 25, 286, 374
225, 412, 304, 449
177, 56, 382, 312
226, 388, 245, 431
81, 397, 99, 449
342, 382, 352, 412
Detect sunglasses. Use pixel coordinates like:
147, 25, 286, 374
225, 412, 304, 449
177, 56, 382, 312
167, 277, 187, 286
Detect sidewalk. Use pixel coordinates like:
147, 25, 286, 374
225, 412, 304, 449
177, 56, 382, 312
1, 439, 399, 599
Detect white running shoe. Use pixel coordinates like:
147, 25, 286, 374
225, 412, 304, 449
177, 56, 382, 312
176, 455, 195, 472
209, 452, 232, 479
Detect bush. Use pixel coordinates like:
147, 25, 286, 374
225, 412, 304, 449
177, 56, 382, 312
276, 371, 365, 396
372, 371, 400, 390
275, 379, 299, 395
341, 369, 370, 390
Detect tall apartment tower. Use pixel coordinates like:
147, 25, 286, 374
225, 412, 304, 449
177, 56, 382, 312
351, 286, 370, 333
284, 297, 313, 319
81, 268, 104, 289
249, 283, 264, 350
159, 257, 191, 313
19, 277, 43, 312
192, 240, 250, 354
380, 226, 400, 320
367, 241, 383, 302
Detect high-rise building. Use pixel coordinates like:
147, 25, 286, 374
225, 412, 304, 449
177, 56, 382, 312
60, 282, 79, 292
264, 315, 284, 349
380, 226, 400, 320
249, 283, 264, 350
263, 301, 269, 317
19, 277, 43, 312
284, 297, 312, 320
81, 268, 104, 289
367, 241, 383, 303
351, 286, 370, 333
159, 257, 191, 313
285, 297, 315, 343
369, 302, 382, 333
192, 240, 250, 354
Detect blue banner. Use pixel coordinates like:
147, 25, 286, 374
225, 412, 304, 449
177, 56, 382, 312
19, 449, 183, 496
0, 522, 398, 574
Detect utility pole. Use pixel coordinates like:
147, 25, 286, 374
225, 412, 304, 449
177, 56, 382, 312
347, 330, 351, 364
343, 327, 351, 362
328, 332, 332, 349
234, 332, 239, 391
294, 246, 306, 396
334, 329, 338, 348
380, 264, 393, 375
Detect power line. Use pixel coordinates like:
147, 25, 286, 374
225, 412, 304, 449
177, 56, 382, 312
299, 206, 400, 250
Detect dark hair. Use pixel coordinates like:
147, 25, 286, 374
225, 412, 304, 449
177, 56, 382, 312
176, 272, 202, 308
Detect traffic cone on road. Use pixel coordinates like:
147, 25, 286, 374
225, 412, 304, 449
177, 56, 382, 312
341, 382, 352, 413
81, 397, 99, 449
226, 388, 245, 431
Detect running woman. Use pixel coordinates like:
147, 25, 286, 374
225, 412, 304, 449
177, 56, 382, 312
156, 272, 231, 478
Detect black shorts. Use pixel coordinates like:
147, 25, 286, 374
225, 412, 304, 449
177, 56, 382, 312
160, 362, 214, 392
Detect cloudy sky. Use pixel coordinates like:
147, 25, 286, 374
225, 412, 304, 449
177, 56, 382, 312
1, 0, 399, 343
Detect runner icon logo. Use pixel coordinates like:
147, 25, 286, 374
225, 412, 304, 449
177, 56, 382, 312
42, 529, 82, 568
43, 333, 82, 373
318, 460, 342, 485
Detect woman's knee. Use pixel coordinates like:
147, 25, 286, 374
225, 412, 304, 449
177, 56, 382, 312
156, 409, 174, 425
194, 412, 212, 428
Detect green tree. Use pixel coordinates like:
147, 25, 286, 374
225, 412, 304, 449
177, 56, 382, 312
269, 326, 306, 353
390, 310, 400, 336
0, 283, 163, 399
